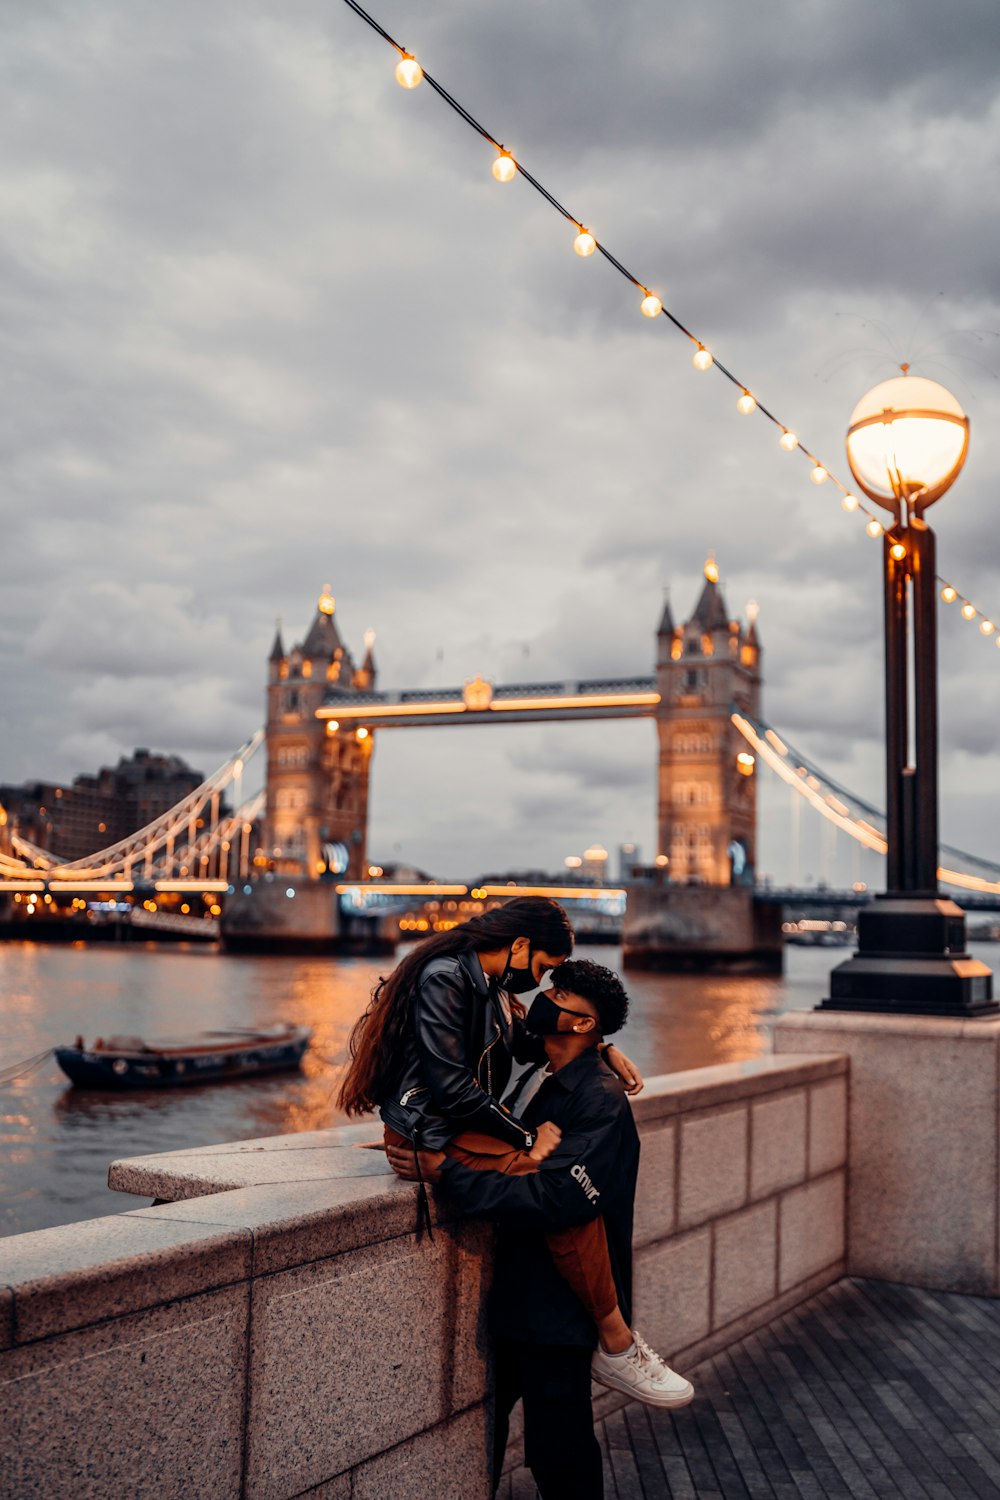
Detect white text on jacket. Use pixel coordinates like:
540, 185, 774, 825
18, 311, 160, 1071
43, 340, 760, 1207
570, 1163, 601, 1202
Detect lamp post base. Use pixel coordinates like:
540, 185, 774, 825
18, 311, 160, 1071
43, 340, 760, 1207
819, 894, 996, 1017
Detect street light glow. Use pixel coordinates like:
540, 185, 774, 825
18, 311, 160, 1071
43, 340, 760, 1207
845, 374, 969, 511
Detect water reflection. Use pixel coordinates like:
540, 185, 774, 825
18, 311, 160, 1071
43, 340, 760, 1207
0, 939, 992, 1236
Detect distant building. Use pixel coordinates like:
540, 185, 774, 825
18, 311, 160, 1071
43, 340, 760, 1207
0, 749, 204, 862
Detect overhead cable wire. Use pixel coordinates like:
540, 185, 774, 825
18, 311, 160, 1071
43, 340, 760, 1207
340, 0, 999, 655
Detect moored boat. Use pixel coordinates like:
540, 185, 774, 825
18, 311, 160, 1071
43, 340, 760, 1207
54, 1024, 312, 1088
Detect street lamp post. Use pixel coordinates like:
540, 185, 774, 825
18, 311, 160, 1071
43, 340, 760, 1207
821, 371, 995, 1017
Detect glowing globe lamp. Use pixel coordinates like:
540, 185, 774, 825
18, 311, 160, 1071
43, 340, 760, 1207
845, 374, 969, 512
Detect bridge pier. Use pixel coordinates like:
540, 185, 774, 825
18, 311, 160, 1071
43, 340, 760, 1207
221, 878, 396, 954
622, 883, 783, 973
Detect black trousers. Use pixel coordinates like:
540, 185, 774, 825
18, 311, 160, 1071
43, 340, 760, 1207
493, 1338, 603, 1500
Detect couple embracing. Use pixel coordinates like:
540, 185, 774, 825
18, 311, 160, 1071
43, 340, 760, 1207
338, 896, 693, 1500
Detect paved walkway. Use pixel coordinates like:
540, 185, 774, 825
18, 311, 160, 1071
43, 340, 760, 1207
501, 1278, 1000, 1499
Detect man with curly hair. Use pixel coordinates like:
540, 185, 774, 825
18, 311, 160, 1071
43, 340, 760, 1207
387, 958, 693, 1500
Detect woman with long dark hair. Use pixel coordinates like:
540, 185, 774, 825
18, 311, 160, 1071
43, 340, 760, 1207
338, 895, 647, 1364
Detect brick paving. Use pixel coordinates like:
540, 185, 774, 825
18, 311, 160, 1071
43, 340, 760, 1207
499, 1278, 1000, 1499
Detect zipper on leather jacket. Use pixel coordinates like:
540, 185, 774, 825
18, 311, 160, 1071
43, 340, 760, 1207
478, 1024, 502, 1096
400, 1085, 428, 1107
479, 1024, 533, 1149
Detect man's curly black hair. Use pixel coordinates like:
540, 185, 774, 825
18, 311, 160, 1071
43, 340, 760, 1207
550, 959, 629, 1037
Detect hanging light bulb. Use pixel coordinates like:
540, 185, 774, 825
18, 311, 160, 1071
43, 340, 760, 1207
980, 619, 996, 635
810, 465, 829, 485
573, 229, 596, 257
492, 152, 516, 183
640, 293, 662, 318
842, 493, 860, 512
692, 345, 713, 371
866, 519, 883, 538
941, 585, 957, 602
395, 54, 423, 88
961, 602, 977, 621
890, 542, 907, 560
779, 430, 798, 451
737, 391, 756, 415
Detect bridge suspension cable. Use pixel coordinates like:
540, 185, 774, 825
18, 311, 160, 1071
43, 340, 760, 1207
733, 712, 1000, 897
339, 0, 1000, 662
5, 731, 265, 886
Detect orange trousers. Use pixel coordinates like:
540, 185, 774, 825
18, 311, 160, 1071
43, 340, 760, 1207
384, 1126, 618, 1323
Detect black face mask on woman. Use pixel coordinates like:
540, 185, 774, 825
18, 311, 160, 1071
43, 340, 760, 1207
525, 991, 593, 1036
500, 944, 539, 995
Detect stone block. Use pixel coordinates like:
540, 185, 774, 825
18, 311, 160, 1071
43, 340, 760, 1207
750, 1090, 807, 1200
0, 1286, 12, 1351
632, 1229, 711, 1355
633, 1123, 675, 1247
775, 1012, 999, 1293
678, 1107, 747, 1228
0, 1284, 247, 1499
779, 1172, 845, 1292
712, 1200, 777, 1328
0, 1211, 251, 1343
446, 1220, 495, 1415
351, 1405, 492, 1500
245, 1226, 487, 1499
809, 1078, 847, 1177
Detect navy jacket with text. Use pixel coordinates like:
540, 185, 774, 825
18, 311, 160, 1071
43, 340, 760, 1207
437, 1046, 640, 1347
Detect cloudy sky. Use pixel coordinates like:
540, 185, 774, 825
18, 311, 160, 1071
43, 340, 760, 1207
3, 0, 999, 882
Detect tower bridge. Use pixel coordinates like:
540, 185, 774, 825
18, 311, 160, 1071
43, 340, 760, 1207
3, 567, 999, 959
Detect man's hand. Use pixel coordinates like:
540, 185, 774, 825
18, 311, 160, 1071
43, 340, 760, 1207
385, 1141, 446, 1184
603, 1044, 644, 1096
527, 1120, 562, 1165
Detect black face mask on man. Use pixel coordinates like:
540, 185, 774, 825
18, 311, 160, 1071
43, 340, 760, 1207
525, 991, 594, 1036
500, 943, 538, 995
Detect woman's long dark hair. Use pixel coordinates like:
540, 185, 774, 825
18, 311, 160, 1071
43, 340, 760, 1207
337, 896, 574, 1116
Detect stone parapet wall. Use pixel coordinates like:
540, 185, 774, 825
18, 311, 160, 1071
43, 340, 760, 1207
619, 1054, 847, 1392
0, 1054, 846, 1499
775, 1010, 1000, 1295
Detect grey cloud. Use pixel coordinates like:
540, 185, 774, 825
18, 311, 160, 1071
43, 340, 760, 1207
2, 0, 998, 872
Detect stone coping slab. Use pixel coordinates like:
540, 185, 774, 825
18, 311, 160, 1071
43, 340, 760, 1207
630, 1053, 845, 1124
109, 1135, 393, 1202
776, 1011, 1000, 1041
109, 1056, 842, 1207
0, 1212, 252, 1344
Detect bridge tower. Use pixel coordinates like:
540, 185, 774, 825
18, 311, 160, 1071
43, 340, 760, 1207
655, 561, 762, 885
264, 589, 375, 881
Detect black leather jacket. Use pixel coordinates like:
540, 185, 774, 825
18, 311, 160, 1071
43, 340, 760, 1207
379, 949, 544, 1152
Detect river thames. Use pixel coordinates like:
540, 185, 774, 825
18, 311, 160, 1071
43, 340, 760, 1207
2, 939, 995, 1237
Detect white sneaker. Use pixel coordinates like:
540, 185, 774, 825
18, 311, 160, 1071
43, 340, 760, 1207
591, 1329, 695, 1409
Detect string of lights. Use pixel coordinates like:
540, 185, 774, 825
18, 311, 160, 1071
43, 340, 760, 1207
341, 0, 998, 658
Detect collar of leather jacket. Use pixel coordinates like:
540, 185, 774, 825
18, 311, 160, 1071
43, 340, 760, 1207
455, 947, 491, 997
